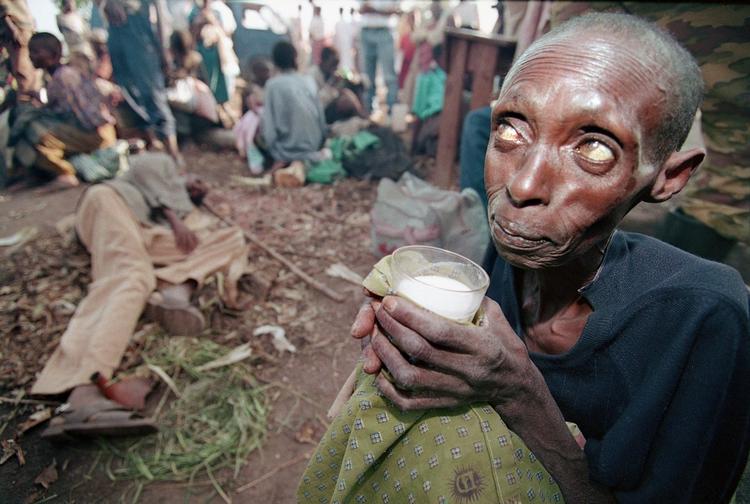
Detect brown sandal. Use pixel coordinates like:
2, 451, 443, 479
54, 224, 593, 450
41, 398, 157, 441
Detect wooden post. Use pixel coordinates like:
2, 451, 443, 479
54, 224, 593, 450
469, 44, 500, 111
434, 38, 469, 189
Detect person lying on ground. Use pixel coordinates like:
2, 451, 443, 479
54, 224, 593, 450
23, 32, 117, 190
307, 13, 750, 504
31, 152, 250, 439
308, 46, 366, 125
261, 40, 327, 170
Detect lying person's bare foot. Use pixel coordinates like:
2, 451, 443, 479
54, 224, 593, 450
145, 288, 205, 336
35, 174, 80, 194
41, 384, 157, 441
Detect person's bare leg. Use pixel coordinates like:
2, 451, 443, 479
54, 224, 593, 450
31, 174, 81, 195
164, 134, 185, 170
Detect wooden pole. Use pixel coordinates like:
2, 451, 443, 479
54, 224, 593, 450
203, 203, 346, 303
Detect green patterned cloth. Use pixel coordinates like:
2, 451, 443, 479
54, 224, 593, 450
297, 256, 565, 504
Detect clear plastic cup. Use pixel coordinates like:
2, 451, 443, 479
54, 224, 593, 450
390, 245, 490, 323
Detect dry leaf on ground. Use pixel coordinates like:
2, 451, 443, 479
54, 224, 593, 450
17, 408, 53, 435
34, 460, 58, 489
1, 439, 26, 466
294, 419, 318, 444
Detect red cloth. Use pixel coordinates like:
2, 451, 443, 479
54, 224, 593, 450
398, 32, 415, 89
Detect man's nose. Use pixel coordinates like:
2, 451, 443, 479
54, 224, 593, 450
506, 147, 553, 208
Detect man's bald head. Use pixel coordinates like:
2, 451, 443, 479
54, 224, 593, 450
507, 13, 703, 166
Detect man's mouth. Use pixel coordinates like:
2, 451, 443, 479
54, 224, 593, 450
492, 220, 550, 250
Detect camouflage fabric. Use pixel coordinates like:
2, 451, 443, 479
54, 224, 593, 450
549, 3, 750, 243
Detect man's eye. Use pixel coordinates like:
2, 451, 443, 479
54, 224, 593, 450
497, 123, 522, 143
577, 140, 614, 163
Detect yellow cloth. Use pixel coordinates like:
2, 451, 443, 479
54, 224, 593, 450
35, 123, 116, 177
31, 185, 248, 395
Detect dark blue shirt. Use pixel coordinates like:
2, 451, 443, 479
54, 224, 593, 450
486, 231, 750, 503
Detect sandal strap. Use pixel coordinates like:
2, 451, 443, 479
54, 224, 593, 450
62, 398, 138, 424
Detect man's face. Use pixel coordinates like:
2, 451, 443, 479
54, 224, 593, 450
255, 65, 270, 86
321, 55, 339, 75
485, 34, 665, 269
29, 46, 58, 70
186, 176, 208, 205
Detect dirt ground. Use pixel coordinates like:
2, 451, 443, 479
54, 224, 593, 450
1, 142, 748, 504
0, 144, 374, 503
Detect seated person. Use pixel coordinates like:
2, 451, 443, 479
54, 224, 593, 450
261, 41, 327, 168
32, 152, 250, 437
308, 46, 365, 124
233, 57, 271, 174
166, 29, 220, 127
302, 13, 750, 503
26, 32, 117, 189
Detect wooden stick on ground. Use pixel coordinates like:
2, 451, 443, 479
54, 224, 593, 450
235, 451, 311, 493
203, 202, 346, 303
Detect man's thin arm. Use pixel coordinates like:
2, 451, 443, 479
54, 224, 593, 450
162, 208, 181, 229
500, 366, 615, 504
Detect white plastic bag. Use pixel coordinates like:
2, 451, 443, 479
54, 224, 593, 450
370, 172, 490, 264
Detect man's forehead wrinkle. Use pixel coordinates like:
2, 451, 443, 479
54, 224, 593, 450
512, 38, 663, 99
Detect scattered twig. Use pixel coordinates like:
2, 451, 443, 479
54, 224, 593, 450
202, 202, 346, 303
205, 463, 231, 504
315, 413, 330, 431
0, 397, 61, 406
235, 452, 311, 493
147, 364, 181, 398
31, 494, 58, 504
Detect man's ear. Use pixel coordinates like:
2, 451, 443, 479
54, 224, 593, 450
644, 147, 705, 203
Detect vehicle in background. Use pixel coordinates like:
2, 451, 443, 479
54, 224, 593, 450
228, 1, 290, 77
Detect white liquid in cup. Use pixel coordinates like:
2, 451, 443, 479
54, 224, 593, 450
395, 274, 482, 323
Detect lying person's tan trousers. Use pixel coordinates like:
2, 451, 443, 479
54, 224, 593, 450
31, 185, 248, 395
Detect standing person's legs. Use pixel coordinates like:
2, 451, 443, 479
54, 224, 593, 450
374, 28, 398, 111
31, 185, 157, 395
143, 87, 181, 166
362, 29, 379, 114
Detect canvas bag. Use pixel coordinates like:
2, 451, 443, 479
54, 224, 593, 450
370, 172, 490, 264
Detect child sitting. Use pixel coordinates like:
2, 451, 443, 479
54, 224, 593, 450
233, 57, 271, 174
27, 32, 117, 189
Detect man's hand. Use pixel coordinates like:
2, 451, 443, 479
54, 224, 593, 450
366, 295, 534, 411
164, 208, 198, 254
355, 294, 615, 503
351, 298, 383, 374
172, 220, 198, 254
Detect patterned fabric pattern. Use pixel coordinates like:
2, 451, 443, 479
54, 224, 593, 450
298, 365, 563, 504
298, 255, 564, 503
